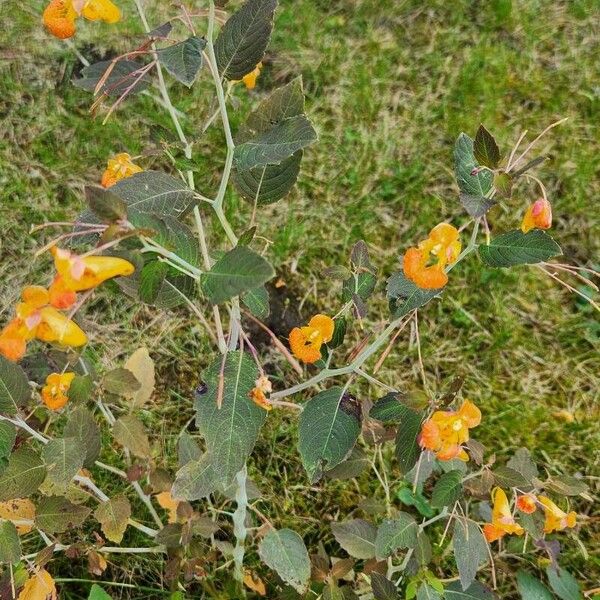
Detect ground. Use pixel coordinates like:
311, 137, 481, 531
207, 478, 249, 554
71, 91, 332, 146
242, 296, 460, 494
1, 0, 599, 598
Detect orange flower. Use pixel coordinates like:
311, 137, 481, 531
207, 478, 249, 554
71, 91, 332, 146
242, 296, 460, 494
41, 372, 76, 410
538, 496, 577, 534
516, 494, 537, 514
101, 153, 142, 188
51, 247, 135, 292
483, 487, 524, 542
250, 375, 273, 411
49, 276, 78, 309
289, 314, 335, 364
80, 0, 121, 23
419, 400, 480, 461
521, 198, 552, 233
403, 223, 461, 290
43, 0, 77, 39
240, 63, 262, 90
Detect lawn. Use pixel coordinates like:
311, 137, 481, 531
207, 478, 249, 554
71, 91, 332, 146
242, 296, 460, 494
1, 0, 599, 598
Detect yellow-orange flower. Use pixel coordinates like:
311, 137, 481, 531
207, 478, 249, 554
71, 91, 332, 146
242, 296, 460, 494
516, 493, 537, 514
51, 246, 135, 292
48, 276, 78, 310
250, 375, 273, 411
101, 153, 142, 188
43, 0, 121, 39
239, 63, 262, 90
42, 372, 76, 410
289, 314, 335, 364
80, 0, 121, 23
521, 198, 552, 233
483, 487, 524, 543
403, 223, 461, 290
419, 400, 480, 461
538, 496, 577, 534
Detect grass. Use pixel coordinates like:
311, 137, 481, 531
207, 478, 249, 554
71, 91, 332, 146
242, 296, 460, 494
2, 0, 599, 598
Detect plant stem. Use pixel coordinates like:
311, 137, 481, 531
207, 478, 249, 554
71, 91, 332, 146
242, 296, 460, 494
232, 465, 249, 583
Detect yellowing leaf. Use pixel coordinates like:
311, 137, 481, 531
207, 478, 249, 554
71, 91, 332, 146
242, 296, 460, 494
244, 570, 266, 596
124, 347, 155, 408
18, 569, 57, 600
155, 491, 179, 523
0, 498, 36, 534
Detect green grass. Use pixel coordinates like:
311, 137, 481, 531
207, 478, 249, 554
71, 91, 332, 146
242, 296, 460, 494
2, 0, 599, 598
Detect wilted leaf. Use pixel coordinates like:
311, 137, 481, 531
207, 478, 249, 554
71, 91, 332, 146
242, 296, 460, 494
431, 470, 463, 509
156, 523, 183, 548
258, 528, 311, 594
459, 193, 497, 218
157, 36, 206, 87
0, 447, 46, 501
298, 387, 361, 482
473, 125, 501, 168
112, 415, 151, 459
16, 569, 56, 600
0, 356, 30, 416
103, 368, 141, 397
0, 498, 36, 534
64, 407, 101, 468
42, 437, 86, 492
453, 519, 489, 590
155, 491, 179, 524
454, 133, 493, 196
375, 513, 418, 559
479, 230, 561, 268
73, 59, 151, 96
124, 348, 155, 408
244, 570, 267, 596
331, 519, 377, 559
94, 495, 131, 543
0, 521, 20, 564
516, 571, 553, 600
35, 496, 91, 533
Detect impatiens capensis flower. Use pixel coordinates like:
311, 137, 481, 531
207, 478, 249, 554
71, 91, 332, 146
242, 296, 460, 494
419, 400, 481, 461
238, 63, 263, 90
79, 0, 121, 23
538, 496, 577, 533
50, 246, 135, 292
48, 276, 78, 310
42, 372, 76, 410
403, 223, 461, 289
483, 487, 524, 543
516, 493, 537, 514
101, 152, 143, 188
43, 0, 121, 39
521, 198, 552, 233
289, 314, 335, 364
250, 375, 273, 411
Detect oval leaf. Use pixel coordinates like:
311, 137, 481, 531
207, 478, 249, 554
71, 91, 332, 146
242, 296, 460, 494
479, 230, 561, 267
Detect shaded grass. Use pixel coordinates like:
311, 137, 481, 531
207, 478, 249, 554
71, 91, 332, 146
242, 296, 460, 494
2, 0, 599, 597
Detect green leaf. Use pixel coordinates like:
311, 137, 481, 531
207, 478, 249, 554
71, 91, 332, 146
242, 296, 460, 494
512, 156, 548, 178
73, 59, 151, 96
194, 351, 266, 485
454, 133, 493, 196
156, 523, 183, 548
0, 356, 30, 416
172, 453, 220, 501
431, 470, 463, 508
112, 415, 151, 459
506, 448, 538, 488
459, 193, 497, 218
324, 446, 368, 480
0, 521, 20, 564
546, 566, 582, 600
64, 407, 101, 468
103, 368, 141, 397
543, 475, 588, 496
35, 495, 91, 533
417, 585, 442, 600
89, 584, 113, 600
445, 581, 496, 599
479, 230, 562, 267
342, 272, 377, 303
370, 393, 412, 422
241, 286, 270, 320
474, 125, 501, 168
492, 466, 530, 489
157, 36, 206, 87
215, 0, 277, 80
258, 528, 311, 594
177, 432, 202, 467
233, 115, 317, 171
139, 261, 170, 304
394, 408, 423, 474
516, 571, 553, 600
298, 386, 362, 482
42, 437, 86, 492
0, 421, 16, 467
202, 245, 274, 304
386, 271, 441, 318
370, 573, 398, 600
375, 513, 418, 559
453, 519, 489, 590
85, 186, 127, 223
415, 530, 433, 565
94, 495, 131, 544
0, 447, 46, 501
331, 519, 377, 559
67, 374, 94, 404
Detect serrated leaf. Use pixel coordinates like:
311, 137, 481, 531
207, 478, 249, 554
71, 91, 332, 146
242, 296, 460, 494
324, 446, 368, 480
298, 387, 361, 482
215, 0, 277, 80
459, 193, 497, 218
35, 496, 90, 533
386, 271, 441, 318
0, 447, 46, 501
0, 421, 16, 466
171, 453, 220, 501
543, 475, 588, 496
375, 513, 418, 559
112, 415, 151, 459
85, 186, 127, 223
124, 348, 155, 409
0, 521, 20, 564
258, 528, 310, 594
234, 115, 317, 171
0, 356, 30, 416
331, 519, 377, 559
241, 286, 270, 320
202, 245, 274, 304
431, 470, 463, 508
516, 571, 553, 600
453, 519, 489, 590
64, 407, 101, 468
546, 567, 582, 600
194, 351, 266, 485
94, 495, 131, 543
67, 374, 94, 404
479, 230, 562, 267
474, 125, 501, 168
445, 581, 497, 599
157, 36, 206, 87
454, 133, 493, 196
507, 448, 538, 485
103, 368, 141, 397
371, 572, 398, 600
73, 59, 151, 96
177, 432, 202, 467
42, 437, 85, 492
492, 466, 529, 488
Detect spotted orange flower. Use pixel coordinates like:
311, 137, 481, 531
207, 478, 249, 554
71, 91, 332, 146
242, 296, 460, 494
250, 375, 273, 411
43, 0, 121, 39
101, 153, 142, 188
483, 487, 524, 543
419, 400, 481, 461
239, 63, 263, 90
538, 496, 577, 534
42, 372, 76, 410
516, 493, 537, 514
289, 314, 335, 364
521, 198, 552, 233
403, 223, 461, 290
51, 246, 135, 292
48, 276, 78, 310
